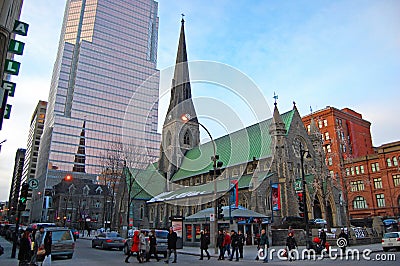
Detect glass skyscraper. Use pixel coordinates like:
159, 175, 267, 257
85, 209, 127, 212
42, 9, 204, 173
31, 0, 160, 222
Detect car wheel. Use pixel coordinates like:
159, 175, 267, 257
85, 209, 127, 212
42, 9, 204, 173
383, 247, 389, 252
92, 241, 96, 248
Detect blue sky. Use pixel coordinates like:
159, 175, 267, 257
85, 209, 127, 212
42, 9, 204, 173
0, 0, 399, 201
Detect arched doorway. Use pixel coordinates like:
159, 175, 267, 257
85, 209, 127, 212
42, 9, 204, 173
326, 204, 333, 227
313, 198, 322, 218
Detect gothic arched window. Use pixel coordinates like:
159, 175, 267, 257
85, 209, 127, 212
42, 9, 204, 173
140, 204, 144, 219
183, 130, 191, 145
166, 131, 172, 147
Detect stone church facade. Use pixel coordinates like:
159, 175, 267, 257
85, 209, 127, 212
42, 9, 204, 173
134, 20, 341, 229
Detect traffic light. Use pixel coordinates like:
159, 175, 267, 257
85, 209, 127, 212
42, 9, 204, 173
297, 193, 304, 217
19, 182, 29, 211
217, 200, 224, 219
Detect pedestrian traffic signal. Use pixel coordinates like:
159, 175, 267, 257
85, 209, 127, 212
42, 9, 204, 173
19, 182, 29, 211
297, 193, 304, 217
20, 182, 29, 203
217, 200, 224, 219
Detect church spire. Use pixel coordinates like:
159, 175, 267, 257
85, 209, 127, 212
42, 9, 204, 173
164, 17, 197, 124
158, 18, 200, 181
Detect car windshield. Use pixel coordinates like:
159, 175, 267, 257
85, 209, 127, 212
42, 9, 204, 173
107, 232, 121, 238
383, 232, 399, 238
52, 230, 73, 241
156, 231, 168, 238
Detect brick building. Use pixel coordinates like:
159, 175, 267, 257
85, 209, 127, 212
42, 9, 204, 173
344, 141, 400, 218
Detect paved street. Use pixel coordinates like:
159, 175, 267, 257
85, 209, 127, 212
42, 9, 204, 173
1, 236, 398, 265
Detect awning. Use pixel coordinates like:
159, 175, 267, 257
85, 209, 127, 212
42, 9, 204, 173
185, 206, 269, 222
148, 173, 273, 204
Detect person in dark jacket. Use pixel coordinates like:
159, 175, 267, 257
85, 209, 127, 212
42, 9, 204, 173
338, 228, 349, 253
18, 230, 32, 266
237, 230, 245, 259
199, 230, 210, 260
229, 230, 239, 261
319, 228, 327, 247
165, 227, 177, 264
286, 232, 298, 261
147, 229, 160, 262
44, 231, 52, 257
217, 230, 225, 260
256, 229, 269, 262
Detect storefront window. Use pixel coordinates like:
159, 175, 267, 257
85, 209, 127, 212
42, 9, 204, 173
185, 224, 192, 241
194, 224, 201, 242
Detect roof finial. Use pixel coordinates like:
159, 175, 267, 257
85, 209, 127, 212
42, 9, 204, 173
310, 106, 313, 114
181, 13, 185, 23
273, 92, 278, 106
293, 101, 296, 107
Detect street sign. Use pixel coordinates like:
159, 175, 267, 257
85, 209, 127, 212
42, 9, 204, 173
28, 178, 39, 189
13, 20, 29, 36
210, 213, 215, 222
295, 179, 303, 192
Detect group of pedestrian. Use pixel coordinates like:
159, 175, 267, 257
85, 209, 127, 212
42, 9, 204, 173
18, 226, 51, 266
125, 229, 161, 263
216, 230, 245, 261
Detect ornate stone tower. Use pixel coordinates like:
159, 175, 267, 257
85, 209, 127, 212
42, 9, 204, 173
158, 19, 199, 184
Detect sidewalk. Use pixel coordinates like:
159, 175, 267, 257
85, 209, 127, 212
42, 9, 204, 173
78, 235, 384, 262
171, 243, 384, 261
0, 236, 15, 265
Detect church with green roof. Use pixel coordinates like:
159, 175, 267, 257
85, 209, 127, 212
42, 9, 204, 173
127, 19, 341, 243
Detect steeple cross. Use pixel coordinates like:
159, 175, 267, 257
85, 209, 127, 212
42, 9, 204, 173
273, 92, 278, 105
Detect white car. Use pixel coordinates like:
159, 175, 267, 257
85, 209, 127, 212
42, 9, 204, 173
382, 232, 400, 252
313, 218, 327, 225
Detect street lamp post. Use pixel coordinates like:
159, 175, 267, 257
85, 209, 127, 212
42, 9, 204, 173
181, 114, 221, 253
300, 142, 311, 249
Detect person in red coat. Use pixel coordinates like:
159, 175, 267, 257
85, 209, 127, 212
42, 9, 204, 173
125, 231, 142, 263
223, 231, 231, 257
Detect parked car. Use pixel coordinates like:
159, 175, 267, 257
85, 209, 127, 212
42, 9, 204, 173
37, 227, 75, 261
311, 218, 327, 226
282, 216, 304, 223
381, 232, 400, 252
92, 231, 125, 250
123, 229, 168, 258
5, 224, 16, 240
28, 222, 56, 230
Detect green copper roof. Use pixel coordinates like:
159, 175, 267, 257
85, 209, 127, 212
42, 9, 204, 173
125, 163, 166, 200
171, 109, 295, 181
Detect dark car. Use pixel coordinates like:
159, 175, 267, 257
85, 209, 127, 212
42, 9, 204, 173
37, 227, 75, 261
123, 229, 168, 258
92, 232, 125, 250
282, 216, 304, 223
5, 224, 16, 240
